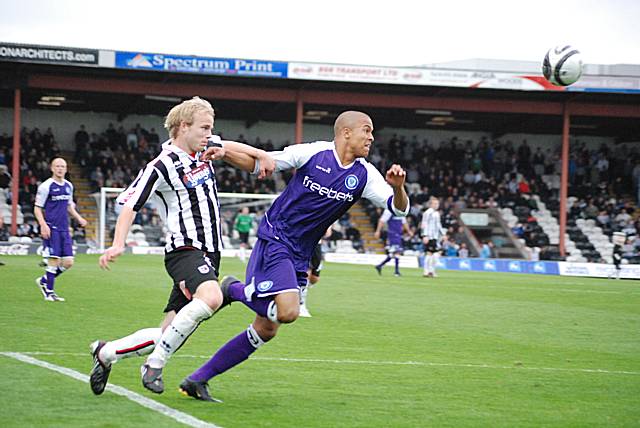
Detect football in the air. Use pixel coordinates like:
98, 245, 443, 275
542, 45, 583, 86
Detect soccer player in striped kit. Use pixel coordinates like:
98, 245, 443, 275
89, 97, 273, 396
178, 111, 410, 401
34, 158, 87, 302
421, 196, 446, 277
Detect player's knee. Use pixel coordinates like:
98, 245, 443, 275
193, 281, 223, 311
309, 274, 319, 285
62, 258, 74, 269
277, 305, 299, 324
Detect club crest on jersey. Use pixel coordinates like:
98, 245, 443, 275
182, 163, 211, 188
257, 280, 273, 292
197, 264, 210, 274
344, 174, 359, 190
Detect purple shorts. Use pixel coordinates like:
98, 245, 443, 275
43, 229, 74, 258
245, 238, 307, 299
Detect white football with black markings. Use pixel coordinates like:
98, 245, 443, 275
542, 45, 583, 86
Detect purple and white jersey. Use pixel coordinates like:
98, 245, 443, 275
257, 140, 409, 271
35, 178, 74, 230
380, 209, 406, 246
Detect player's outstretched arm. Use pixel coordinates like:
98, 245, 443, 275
202, 139, 275, 179
385, 164, 409, 212
99, 206, 136, 270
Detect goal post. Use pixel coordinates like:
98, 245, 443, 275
97, 187, 278, 252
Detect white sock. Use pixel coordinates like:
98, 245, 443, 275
146, 298, 213, 368
299, 285, 308, 306
101, 327, 162, 364
239, 246, 246, 263
431, 253, 439, 273
424, 255, 432, 274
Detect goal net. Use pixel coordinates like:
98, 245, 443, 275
97, 187, 277, 252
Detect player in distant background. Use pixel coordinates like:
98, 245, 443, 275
178, 110, 409, 402
610, 232, 625, 280
0, 215, 5, 266
234, 206, 252, 263
374, 208, 410, 277
34, 158, 87, 301
421, 196, 445, 278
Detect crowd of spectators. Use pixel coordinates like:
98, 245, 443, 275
0, 127, 67, 240
1, 124, 638, 264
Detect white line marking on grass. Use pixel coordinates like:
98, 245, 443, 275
0, 352, 221, 428
10, 351, 640, 376
250, 356, 640, 376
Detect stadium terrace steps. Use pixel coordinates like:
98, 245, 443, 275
63, 153, 98, 242
349, 202, 385, 253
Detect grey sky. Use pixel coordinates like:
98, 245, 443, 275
1, 0, 638, 66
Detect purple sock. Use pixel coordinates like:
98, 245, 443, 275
394, 257, 400, 274
228, 281, 272, 318
379, 255, 391, 267
45, 270, 56, 292
189, 328, 260, 382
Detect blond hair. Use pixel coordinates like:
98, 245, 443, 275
164, 96, 214, 139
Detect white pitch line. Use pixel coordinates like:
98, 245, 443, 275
250, 356, 640, 376
0, 352, 221, 428
8, 351, 640, 376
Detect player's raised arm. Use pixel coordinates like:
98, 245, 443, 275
385, 164, 409, 213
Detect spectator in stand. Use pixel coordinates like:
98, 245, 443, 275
75, 125, 90, 150
458, 242, 469, 258
512, 222, 524, 238
518, 178, 531, 195
442, 236, 459, 257
0, 165, 11, 189
584, 200, 599, 219
596, 210, 611, 227
615, 209, 632, 226
532, 147, 545, 177
480, 241, 494, 259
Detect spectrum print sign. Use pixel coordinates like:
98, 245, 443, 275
115, 51, 288, 78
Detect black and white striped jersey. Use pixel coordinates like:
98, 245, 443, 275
117, 140, 223, 253
421, 208, 445, 240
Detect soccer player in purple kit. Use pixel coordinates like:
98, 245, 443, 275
178, 110, 409, 402
374, 208, 410, 277
34, 157, 87, 302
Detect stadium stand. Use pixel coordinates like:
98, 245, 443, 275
1, 120, 639, 265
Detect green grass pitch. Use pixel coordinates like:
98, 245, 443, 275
0, 254, 639, 427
